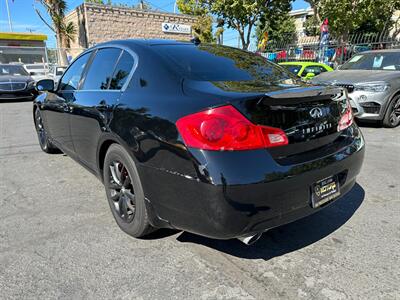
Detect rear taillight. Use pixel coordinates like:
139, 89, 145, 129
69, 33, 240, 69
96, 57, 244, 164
337, 99, 353, 131
176, 105, 288, 151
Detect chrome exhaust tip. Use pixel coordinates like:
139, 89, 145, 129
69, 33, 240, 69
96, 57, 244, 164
237, 233, 262, 245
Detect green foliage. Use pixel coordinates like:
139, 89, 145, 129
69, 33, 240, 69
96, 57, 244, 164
176, 0, 208, 16
255, 11, 296, 48
306, 0, 400, 39
39, 0, 76, 47
192, 15, 215, 43
205, 0, 293, 50
304, 15, 320, 36
177, 0, 214, 43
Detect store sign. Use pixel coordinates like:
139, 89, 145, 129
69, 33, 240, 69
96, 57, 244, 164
162, 23, 191, 34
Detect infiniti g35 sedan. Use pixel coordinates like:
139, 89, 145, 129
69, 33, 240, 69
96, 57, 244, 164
33, 40, 365, 245
0, 64, 36, 101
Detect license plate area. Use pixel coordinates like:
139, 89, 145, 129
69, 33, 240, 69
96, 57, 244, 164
311, 175, 341, 208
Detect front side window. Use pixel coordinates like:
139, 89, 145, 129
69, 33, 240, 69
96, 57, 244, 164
59, 53, 90, 91
109, 51, 134, 90
82, 48, 122, 90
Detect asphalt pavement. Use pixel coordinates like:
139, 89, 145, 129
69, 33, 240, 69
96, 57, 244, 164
0, 100, 399, 299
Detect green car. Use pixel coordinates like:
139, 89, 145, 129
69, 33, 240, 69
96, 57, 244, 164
279, 62, 333, 79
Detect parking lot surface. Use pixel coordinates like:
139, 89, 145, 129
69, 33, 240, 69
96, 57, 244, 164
0, 101, 399, 299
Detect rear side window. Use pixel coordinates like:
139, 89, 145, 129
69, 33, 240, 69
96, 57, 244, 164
153, 44, 297, 85
109, 51, 134, 90
82, 48, 122, 90
59, 53, 90, 91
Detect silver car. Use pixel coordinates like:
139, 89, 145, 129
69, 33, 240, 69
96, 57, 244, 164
312, 49, 400, 127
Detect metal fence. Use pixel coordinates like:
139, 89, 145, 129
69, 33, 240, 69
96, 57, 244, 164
255, 31, 400, 67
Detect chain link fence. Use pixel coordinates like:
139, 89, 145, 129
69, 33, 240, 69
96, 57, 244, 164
253, 31, 400, 67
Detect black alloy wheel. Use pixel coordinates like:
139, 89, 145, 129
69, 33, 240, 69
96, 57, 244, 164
34, 109, 60, 153
104, 144, 153, 237
108, 160, 136, 223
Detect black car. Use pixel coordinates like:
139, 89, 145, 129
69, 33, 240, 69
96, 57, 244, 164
33, 40, 365, 245
0, 64, 36, 101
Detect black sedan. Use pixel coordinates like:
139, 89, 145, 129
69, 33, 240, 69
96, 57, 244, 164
33, 40, 365, 245
0, 64, 36, 101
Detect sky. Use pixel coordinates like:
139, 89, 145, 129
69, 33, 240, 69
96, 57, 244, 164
0, 0, 308, 48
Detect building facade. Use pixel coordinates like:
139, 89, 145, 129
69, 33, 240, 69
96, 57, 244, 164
289, 7, 314, 38
66, 2, 197, 54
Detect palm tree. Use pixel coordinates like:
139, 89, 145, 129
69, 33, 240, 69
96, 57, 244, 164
35, 0, 76, 65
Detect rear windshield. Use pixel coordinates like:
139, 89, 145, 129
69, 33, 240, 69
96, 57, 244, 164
341, 52, 400, 71
153, 44, 298, 85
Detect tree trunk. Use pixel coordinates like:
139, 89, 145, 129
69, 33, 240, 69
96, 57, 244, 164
56, 30, 69, 66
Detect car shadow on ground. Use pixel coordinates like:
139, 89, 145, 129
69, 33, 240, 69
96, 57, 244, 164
175, 183, 365, 260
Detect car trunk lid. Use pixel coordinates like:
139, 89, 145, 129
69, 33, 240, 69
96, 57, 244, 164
182, 80, 348, 159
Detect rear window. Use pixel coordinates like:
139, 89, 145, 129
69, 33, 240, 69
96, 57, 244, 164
153, 44, 298, 85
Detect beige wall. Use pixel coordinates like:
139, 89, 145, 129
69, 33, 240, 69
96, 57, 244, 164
66, 3, 196, 51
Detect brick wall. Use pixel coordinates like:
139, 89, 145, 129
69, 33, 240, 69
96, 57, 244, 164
66, 3, 196, 49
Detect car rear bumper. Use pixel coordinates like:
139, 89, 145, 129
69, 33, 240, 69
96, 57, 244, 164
139, 124, 365, 239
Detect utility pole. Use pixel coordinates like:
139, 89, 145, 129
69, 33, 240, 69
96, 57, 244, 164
5, 0, 13, 32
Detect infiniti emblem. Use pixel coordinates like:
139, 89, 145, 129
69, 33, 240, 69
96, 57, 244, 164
310, 107, 323, 118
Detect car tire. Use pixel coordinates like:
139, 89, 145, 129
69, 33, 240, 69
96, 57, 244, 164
383, 94, 400, 128
103, 144, 154, 238
34, 109, 61, 154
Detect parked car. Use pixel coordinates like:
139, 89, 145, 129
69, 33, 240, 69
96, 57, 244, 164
279, 61, 333, 80
24, 63, 50, 82
49, 65, 67, 83
33, 40, 365, 245
312, 49, 400, 127
0, 64, 36, 101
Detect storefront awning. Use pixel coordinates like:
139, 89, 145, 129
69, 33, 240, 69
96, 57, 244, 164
0, 32, 47, 41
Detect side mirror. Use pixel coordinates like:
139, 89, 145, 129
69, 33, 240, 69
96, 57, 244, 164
305, 72, 316, 79
29, 71, 36, 76
36, 79, 55, 92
